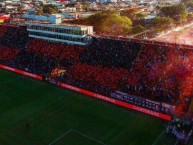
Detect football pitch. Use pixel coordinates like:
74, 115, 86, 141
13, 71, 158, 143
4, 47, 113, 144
0, 69, 185, 145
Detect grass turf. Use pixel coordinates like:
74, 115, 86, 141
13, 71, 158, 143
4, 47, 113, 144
0, 69, 180, 145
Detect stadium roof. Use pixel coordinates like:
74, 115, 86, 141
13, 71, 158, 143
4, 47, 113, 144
26, 20, 93, 29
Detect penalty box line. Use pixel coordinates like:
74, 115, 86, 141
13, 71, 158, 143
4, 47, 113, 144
151, 129, 166, 145
48, 129, 73, 145
71, 129, 107, 145
48, 129, 107, 145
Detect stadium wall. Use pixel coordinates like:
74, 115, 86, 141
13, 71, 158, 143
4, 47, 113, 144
0, 64, 42, 80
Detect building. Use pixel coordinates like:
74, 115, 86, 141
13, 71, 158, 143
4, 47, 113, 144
25, 14, 93, 45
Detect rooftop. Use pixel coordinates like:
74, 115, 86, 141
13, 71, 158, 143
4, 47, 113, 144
25, 20, 93, 28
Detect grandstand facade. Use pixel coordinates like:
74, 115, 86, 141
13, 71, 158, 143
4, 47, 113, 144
0, 24, 192, 121
25, 21, 93, 45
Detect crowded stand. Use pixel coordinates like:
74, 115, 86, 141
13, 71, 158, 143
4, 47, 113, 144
60, 45, 85, 62
80, 38, 141, 69
12, 50, 57, 76
27, 39, 85, 61
66, 63, 129, 90
125, 44, 180, 102
0, 25, 8, 37
38, 41, 64, 58
1, 24, 193, 116
125, 44, 193, 105
0, 46, 20, 61
0, 25, 29, 49
27, 38, 46, 53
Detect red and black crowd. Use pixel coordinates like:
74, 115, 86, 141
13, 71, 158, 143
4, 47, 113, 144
0, 25, 192, 113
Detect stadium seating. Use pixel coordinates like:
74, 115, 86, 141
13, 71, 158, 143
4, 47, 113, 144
80, 38, 141, 69
125, 44, 190, 102
27, 38, 45, 53
39, 41, 64, 58
60, 45, 85, 61
27, 39, 84, 61
1, 24, 193, 106
67, 63, 129, 90
0, 25, 8, 37
0, 46, 20, 61
0, 25, 29, 49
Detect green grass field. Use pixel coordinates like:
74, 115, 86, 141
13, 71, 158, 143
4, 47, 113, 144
0, 69, 184, 145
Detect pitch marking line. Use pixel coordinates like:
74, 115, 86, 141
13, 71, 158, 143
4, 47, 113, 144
71, 129, 107, 145
48, 129, 107, 145
151, 129, 166, 145
174, 139, 179, 145
48, 129, 73, 145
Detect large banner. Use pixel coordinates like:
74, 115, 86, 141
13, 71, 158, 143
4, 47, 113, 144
111, 91, 176, 115
0, 64, 42, 80
57, 82, 172, 121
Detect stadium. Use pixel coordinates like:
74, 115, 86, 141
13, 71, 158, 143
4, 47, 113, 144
0, 16, 193, 145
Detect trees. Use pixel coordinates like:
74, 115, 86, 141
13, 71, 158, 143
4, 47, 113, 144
160, 3, 187, 24
35, 4, 59, 15
151, 17, 173, 32
160, 3, 187, 19
36, 9, 43, 16
120, 8, 147, 31
71, 10, 132, 36
182, 0, 193, 9
175, 14, 187, 24
121, 9, 139, 20
17, 6, 23, 12
102, 15, 132, 35
160, 3, 188, 25
131, 25, 146, 34
121, 8, 147, 20
136, 12, 147, 19
43, 4, 59, 14
187, 13, 193, 22
82, 3, 90, 12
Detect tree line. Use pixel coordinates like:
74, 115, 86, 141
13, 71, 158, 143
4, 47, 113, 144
33, 2, 193, 36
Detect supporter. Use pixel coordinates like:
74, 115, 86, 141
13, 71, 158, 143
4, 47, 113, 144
0, 26, 192, 106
